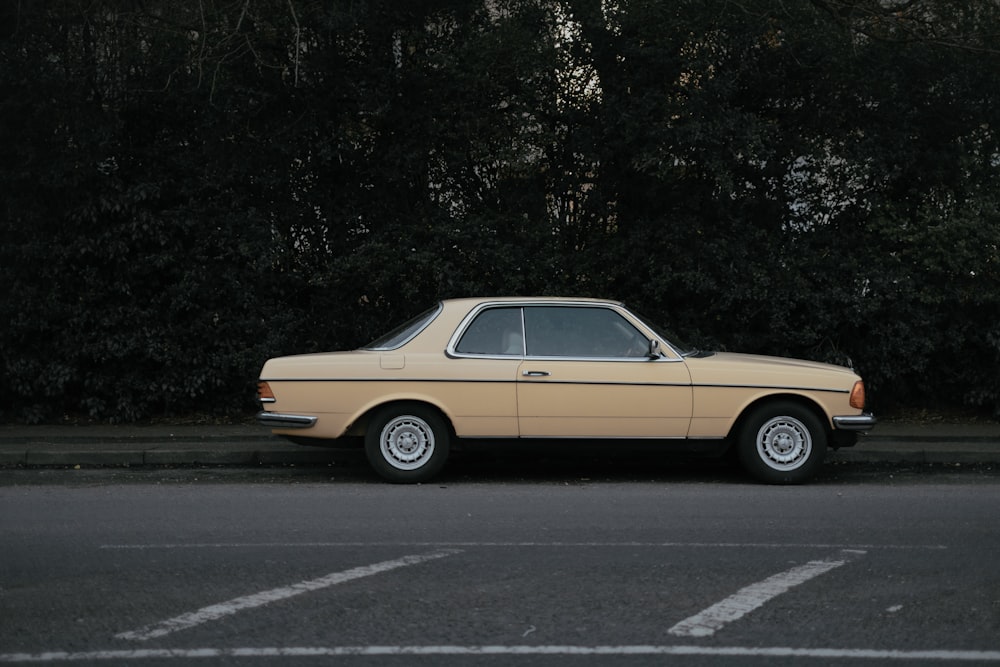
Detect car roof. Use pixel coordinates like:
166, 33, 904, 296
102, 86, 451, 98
441, 296, 625, 308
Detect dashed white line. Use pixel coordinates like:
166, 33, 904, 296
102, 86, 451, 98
8, 544, 995, 663
115, 549, 461, 642
3, 645, 1000, 662
100, 541, 946, 550
669, 549, 867, 638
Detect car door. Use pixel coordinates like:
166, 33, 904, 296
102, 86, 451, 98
515, 305, 693, 438
445, 305, 524, 437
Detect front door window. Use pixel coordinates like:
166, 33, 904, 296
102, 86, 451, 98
523, 306, 649, 358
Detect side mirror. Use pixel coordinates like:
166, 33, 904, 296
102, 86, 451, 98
647, 339, 663, 360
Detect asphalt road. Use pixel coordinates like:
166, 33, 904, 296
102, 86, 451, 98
2, 463, 999, 666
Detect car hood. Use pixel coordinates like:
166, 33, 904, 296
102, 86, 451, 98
684, 351, 858, 388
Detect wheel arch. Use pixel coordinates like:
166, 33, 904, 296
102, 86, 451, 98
347, 397, 457, 439
727, 392, 832, 442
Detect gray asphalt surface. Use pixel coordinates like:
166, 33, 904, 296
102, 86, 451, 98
3, 476, 999, 664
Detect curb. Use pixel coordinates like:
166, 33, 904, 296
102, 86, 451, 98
0, 447, 346, 468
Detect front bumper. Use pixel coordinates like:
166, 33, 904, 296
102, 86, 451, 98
832, 412, 877, 431
256, 411, 318, 429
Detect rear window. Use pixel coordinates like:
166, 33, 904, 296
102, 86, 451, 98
363, 303, 442, 350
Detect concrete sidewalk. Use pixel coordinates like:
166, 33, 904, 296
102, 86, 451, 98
1, 421, 999, 468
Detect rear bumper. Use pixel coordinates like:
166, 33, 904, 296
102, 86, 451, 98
256, 411, 318, 429
832, 412, 877, 431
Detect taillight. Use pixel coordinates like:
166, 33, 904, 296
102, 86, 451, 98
257, 381, 276, 403
849, 381, 866, 409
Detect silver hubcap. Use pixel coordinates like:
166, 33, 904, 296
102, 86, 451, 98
380, 415, 435, 471
756, 416, 811, 471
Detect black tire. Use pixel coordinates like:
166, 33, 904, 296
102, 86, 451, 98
365, 403, 450, 483
737, 401, 827, 484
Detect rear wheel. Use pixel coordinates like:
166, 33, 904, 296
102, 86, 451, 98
738, 401, 827, 484
365, 404, 450, 483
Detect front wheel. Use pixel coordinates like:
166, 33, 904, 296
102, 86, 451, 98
365, 404, 450, 483
737, 401, 827, 484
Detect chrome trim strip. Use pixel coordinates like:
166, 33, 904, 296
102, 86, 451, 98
832, 413, 877, 431
256, 411, 318, 429
258, 377, 848, 394
259, 377, 691, 388
447, 351, 680, 362
695, 383, 850, 394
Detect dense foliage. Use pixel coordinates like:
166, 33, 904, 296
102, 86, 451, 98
2, 0, 999, 423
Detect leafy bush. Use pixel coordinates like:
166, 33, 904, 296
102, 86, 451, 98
2, 1, 998, 422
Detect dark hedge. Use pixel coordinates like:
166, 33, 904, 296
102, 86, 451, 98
2, 1, 998, 423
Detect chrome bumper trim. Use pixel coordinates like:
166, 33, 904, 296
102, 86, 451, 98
832, 413, 877, 431
256, 411, 318, 429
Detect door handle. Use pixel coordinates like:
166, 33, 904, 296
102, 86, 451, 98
522, 370, 550, 377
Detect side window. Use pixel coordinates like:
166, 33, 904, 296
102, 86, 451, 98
454, 307, 524, 356
523, 306, 648, 358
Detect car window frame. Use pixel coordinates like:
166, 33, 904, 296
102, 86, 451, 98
522, 304, 652, 359
446, 301, 685, 362
452, 305, 525, 357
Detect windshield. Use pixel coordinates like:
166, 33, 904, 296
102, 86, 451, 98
363, 303, 442, 350
627, 308, 703, 358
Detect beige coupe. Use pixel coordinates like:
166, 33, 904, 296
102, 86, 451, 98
257, 297, 874, 483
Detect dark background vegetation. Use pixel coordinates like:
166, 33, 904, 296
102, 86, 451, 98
2, 0, 999, 424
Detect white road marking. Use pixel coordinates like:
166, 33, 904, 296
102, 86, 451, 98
669, 549, 867, 638
115, 549, 461, 642
3, 645, 1000, 662
100, 541, 945, 550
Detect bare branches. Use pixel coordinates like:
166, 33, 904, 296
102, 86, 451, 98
288, 0, 300, 87
808, 0, 1000, 54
